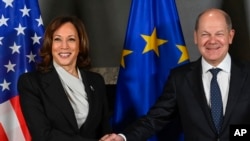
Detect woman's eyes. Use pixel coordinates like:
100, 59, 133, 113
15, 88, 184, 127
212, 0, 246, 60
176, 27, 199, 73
53, 38, 61, 41
68, 38, 76, 41
53, 38, 76, 41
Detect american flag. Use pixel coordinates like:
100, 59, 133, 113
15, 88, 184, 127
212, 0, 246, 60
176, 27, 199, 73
0, 0, 44, 140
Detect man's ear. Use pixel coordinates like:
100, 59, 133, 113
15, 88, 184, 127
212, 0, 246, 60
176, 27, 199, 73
229, 29, 235, 44
194, 31, 198, 44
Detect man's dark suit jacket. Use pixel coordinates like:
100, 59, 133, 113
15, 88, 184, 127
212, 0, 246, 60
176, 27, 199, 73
18, 68, 112, 141
123, 58, 250, 141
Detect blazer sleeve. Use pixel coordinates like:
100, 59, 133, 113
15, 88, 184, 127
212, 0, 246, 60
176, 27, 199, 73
122, 72, 179, 141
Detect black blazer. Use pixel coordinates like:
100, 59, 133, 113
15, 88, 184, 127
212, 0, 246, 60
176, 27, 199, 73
18, 68, 112, 141
123, 58, 250, 141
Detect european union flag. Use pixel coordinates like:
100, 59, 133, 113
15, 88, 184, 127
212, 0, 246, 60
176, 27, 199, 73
112, 0, 189, 140
0, 0, 44, 140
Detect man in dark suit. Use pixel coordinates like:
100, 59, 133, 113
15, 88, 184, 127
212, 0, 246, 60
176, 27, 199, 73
100, 8, 250, 141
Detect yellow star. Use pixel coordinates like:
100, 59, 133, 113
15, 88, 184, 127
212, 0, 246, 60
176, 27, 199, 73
177, 45, 189, 63
120, 49, 133, 68
141, 28, 167, 56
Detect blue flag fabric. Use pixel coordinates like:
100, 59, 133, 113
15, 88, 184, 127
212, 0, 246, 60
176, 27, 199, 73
0, 0, 44, 140
112, 0, 189, 140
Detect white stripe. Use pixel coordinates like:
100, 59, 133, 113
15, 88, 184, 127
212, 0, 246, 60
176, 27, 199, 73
0, 100, 25, 141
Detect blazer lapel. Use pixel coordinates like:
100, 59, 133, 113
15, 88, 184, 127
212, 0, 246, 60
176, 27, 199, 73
186, 59, 217, 132
221, 60, 248, 132
78, 70, 95, 129
40, 70, 79, 130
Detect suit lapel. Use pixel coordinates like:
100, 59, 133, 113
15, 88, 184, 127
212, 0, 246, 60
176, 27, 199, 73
221, 60, 248, 132
186, 59, 217, 132
40, 70, 79, 130
78, 70, 95, 129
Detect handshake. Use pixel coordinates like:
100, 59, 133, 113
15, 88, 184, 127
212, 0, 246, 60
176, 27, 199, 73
99, 133, 125, 141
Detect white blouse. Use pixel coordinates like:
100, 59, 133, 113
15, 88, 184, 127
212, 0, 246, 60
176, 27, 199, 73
54, 61, 89, 128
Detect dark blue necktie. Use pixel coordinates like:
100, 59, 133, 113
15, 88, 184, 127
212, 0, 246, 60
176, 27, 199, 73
210, 68, 223, 134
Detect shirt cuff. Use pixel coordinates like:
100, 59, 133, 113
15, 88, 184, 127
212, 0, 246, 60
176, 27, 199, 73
118, 133, 127, 141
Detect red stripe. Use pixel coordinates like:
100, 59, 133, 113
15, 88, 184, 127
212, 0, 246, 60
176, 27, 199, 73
10, 96, 31, 141
0, 123, 8, 141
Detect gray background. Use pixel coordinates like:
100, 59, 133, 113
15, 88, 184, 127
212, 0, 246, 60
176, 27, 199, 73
38, 0, 250, 74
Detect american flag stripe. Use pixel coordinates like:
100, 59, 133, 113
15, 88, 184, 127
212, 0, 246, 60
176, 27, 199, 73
0, 122, 8, 141
10, 96, 31, 141
0, 98, 25, 141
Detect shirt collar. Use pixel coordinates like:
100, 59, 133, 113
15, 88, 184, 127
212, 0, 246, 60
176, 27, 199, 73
202, 53, 231, 74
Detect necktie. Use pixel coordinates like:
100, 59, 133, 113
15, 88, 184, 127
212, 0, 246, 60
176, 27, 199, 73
210, 68, 223, 134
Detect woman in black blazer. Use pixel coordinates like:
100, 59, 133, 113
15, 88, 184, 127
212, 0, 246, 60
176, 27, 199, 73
18, 16, 112, 141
